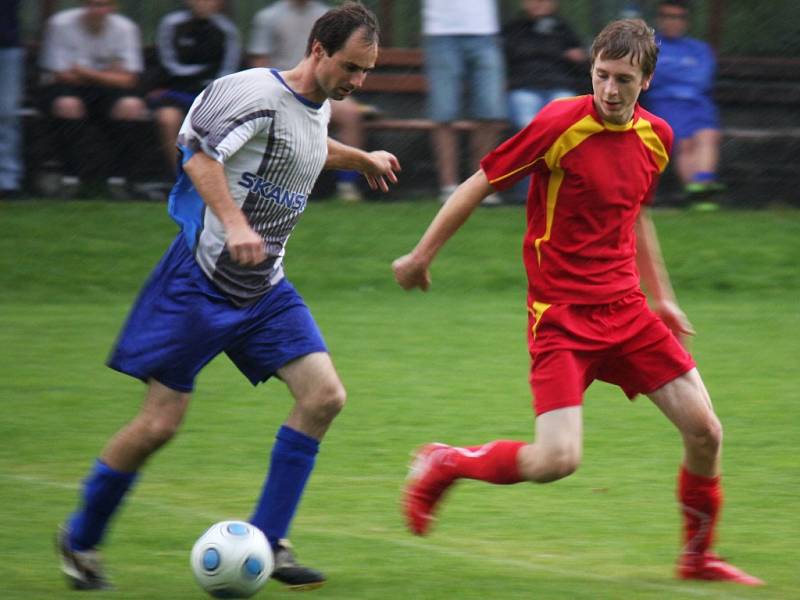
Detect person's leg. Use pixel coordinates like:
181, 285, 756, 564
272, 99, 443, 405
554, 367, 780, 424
250, 352, 345, 544
107, 95, 149, 190
648, 369, 763, 585
50, 94, 90, 194
154, 105, 185, 175
424, 35, 464, 195
0, 47, 25, 194
248, 352, 343, 589
329, 97, 365, 200
67, 380, 190, 551
687, 128, 721, 185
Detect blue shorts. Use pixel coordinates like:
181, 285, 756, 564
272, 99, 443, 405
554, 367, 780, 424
107, 236, 327, 392
644, 97, 719, 140
423, 35, 507, 123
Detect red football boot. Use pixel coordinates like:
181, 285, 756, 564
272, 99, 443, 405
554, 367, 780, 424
403, 443, 458, 536
678, 552, 764, 586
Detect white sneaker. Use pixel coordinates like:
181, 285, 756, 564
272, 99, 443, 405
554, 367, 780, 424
438, 184, 457, 204
481, 193, 503, 206
336, 181, 362, 202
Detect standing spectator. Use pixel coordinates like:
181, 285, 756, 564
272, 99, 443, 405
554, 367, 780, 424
249, 0, 368, 201
422, 0, 507, 204
502, 0, 587, 201
0, 0, 24, 199
642, 0, 723, 201
503, 0, 587, 130
39, 0, 147, 198
150, 0, 241, 176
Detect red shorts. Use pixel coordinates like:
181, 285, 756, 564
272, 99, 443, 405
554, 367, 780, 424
527, 290, 695, 416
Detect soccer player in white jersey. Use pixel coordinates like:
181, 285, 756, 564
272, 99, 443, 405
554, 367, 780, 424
57, 2, 399, 592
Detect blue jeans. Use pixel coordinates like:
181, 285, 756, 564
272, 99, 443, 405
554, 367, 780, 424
507, 87, 576, 130
424, 35, 507, 122
0, 47, 24, 191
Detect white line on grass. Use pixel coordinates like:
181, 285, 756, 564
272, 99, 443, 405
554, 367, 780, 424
5, 473, 752, 600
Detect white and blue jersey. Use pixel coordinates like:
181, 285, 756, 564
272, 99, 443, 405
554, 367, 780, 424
170, 67, 331, 306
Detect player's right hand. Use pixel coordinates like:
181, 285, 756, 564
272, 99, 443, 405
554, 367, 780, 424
227, 224, 266, 266
392, 253, 431, 291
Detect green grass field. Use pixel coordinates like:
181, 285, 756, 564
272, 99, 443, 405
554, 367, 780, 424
1, 200, 798, 599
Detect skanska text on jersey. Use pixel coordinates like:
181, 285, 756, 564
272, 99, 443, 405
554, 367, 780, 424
238, 172, 308, 211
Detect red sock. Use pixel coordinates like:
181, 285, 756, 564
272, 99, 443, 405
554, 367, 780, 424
678, 465, 722, 556
447, 440, 526, 484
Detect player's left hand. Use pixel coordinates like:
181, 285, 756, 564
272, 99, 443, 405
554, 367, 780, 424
655, 299, 695, 349
361, 151, 400, 192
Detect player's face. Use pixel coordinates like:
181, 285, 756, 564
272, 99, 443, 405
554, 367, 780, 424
313, 29, 377, 101
591, 53, 652, 125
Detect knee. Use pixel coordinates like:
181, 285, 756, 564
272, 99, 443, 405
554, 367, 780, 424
52, 97, 86, 119
111, 97, 148, 121
138, 414, 181, 451
520, 441, 581, 483
691, 415, 723, 456
307, 382, 347, 423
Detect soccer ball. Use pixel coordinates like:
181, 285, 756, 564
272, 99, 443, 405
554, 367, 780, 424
190, 520, 274, 598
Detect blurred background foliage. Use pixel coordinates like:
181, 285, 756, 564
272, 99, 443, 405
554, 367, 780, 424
19, 0, 800, 57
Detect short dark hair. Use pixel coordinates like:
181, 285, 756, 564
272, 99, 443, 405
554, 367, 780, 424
305, 1, 380, 57
591, 18, 659, 78
658, 0, 691, 10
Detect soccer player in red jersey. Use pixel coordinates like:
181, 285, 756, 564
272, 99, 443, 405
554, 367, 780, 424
392, 18, 762, 586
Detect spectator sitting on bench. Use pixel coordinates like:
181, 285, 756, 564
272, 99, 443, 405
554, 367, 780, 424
38, 0, 148, 199
148, 0, 241, 179
642, 0, 724, 202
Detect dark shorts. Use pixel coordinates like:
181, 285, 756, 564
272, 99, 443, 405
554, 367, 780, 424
108, 236, 328, 392
527, 290, 695, 415
146, 89, 198, 112
645, 97, 720, 140
40, 84, 141, 119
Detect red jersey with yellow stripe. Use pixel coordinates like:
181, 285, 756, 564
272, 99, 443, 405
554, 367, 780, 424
480, 95, 672, 305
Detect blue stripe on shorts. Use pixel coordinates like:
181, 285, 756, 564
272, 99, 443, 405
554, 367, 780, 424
107, 236, 327, 392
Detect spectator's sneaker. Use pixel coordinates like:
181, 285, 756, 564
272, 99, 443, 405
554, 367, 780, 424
678, 552, 764, 586
60, 175, 81, 200
438, 185, 457, 204
270, 539, 326, 590
481, 193, 504, 207
336, 180, 362, 202
404, 443, 458, 535
106, 176, 131, 201
56, 524, 113, 590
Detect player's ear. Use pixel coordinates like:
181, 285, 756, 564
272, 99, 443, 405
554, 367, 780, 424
311, 40, 326, 60
641, 73, 653, 91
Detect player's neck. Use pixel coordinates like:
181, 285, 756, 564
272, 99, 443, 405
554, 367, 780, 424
280, 63, 326, 104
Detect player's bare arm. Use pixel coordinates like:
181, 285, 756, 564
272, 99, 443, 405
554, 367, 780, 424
393, 169, 493, 291
635, 210, 695, 344
183, 152, 266, 266
324, 138, 400, 192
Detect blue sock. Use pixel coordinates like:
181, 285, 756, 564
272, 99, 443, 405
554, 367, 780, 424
336, 169, 360, 183
249, 425, 319, 549
692, 171, 716, 183
68, 459, 138, 551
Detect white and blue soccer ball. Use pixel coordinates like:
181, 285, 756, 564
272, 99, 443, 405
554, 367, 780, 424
190, 520, 274, 598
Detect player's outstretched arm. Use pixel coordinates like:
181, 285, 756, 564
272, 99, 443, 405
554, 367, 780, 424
635, 209, 695, 346
393, 169, 494, 291
325, 138, 400, 192
184, 151, 266, 266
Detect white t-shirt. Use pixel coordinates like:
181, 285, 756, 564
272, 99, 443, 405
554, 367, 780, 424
248, 0, 329, 70
39, 8, 143, 74
172, 68, 331, 305
422, 0, 500, 36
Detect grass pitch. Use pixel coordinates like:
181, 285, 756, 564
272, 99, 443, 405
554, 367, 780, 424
1, 200, 798, 599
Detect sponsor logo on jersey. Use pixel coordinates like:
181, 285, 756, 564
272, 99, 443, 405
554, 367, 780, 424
238, 172, 308, 211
